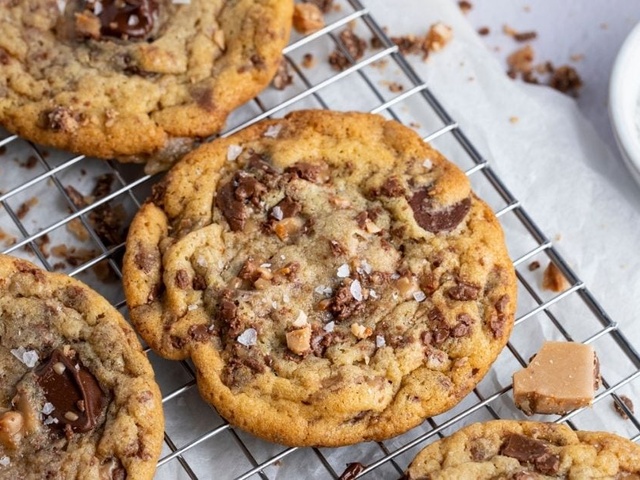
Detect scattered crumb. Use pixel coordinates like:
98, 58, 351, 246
19, 155, 38, 169
523, 5, 531, 12
66, 217, 90, 242
528, 261, 540, 271
570, 53, 585, 62
0, 227, 16, 246
36, 233, 51, 258
329, 27, 367, 71
301, 53, 316, 69
292, 3, 324, 35
549, 65, 583, 96
93, 259, 118, 283
503, 24, 518, 37
383, 81, 404, 93
272, 58, 293, 90
507, 44, 535, 76
371, 59, 388, 70
409, 122, 421, 129
514, 31, 537, 42
613, 395, 634, 420
509, 116, 519, 124
600, 22, 608, 30
17, 197, 38, 219
458, 0, 473, 14
390, 34, 422, 56
542, 262, 569, 292
338, 462, 366, 480
303, 0, 332, 14
477, 26, 490, 36
423, 22, 453, 58
51, 244, 98, 267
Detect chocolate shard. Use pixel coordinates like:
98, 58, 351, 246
408, 187, 471, 233
500, 433, 560, 474
35, 349, 107, 433
285, 162, 330, 184
86, 0, 159, 40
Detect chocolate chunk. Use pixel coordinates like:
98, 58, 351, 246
451, 313, 473, 337
501, 434, 560, 474
613, 395, 634, 420
275, 197, 302, 218
133, 250, 155, 277
408, 188, 471, 233
355, 211, 368, 229
447, 281, 480, 301
35, 349, 107, 433
329, 282, 365, 320
234, 173, 267, 205
175, 269, 190, 289
378, 177, 405, 197
217, 175, 248, 231
285, 162, 330, 183
85, 0, 158, 40
188, 324, 211, 342
219, 299, 237, 323
488, 312, 505, 338
338, 462, 366, 480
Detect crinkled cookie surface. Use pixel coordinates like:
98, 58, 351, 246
123, 110, 517, 446
405, 420, 640, 479
0, 0, 292, 171
0, 254, 163, 479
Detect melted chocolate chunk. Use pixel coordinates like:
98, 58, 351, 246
35, 349, 107, 433
501, 434, 560, 474
217, 178, 247, 232
408, 188, 471, 233
275, 197, 302, 218
85, 0, 158, 40
329, 282, 365, 320
379, 177, 405, 197
447, 281, 480, 301
285, 162, 330, 183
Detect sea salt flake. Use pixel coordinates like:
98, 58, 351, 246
337, 264, 350, 278
370, 289, 378, 299
314, 285, 332, 295
187, 304, 198, 311
260, 263, 272, 268
422, 158, 433, 169
390, 273, 400, 280
361, 260, 372, 275
272, 206, 284, 221
94, 1, 103, 15
56, 0, 67, 14
237, 328, 257, 347
350, 280, 363, 301
43, 416, 59, 425
324, 321, 335, 332
42, 402, 55, 415
227, 144, 243, 161
271, 301, 278, 309
264, 124, 282, 138
172, 0, 191, 4
293, 310, 308, 327
283, 293, 290, 304
413, 290, 427, 302
11, 347, 39, 368
128, 14, 139, 26
0, 456, 9, 467
376, 335, 386, 348
196, 256, 208, 268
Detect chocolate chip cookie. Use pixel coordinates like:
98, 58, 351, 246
0, 254, 163, 479
122, 110, 517, 446
0, 0, 292, 172
405, 420, 640, 478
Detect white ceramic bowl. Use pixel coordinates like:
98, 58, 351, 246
609, 22, 640, 185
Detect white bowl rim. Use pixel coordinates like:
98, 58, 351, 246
609, 21, 640, 180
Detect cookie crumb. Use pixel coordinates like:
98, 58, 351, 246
16, 197, 38, 219
570, 53, 584, 62
528, 260, 540, 271
509, 116, 519, 124
329, 28, 367, 71
293, 3, 324, 34
458, 0, 473, 14
549, 65, 582, 96
272, 58, 293, 90
613, 395, 634, 420
302, 53, 316, 68
477, 26, 490, 36
303, 0, 332, 13
507, 44, 535, 76
423, 22, 453, 57
542, 262, 569, 292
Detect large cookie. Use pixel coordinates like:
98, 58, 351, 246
405, 420, 640, 478
0, 254, 163, 479
0, 0, 292, 172
123, 110, 517, 446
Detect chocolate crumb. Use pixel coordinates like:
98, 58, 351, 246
478, 26, 490, 36
549, 65, 583, 96
338, 462, 365, 480
17, 197, 38, 219
528, 260, 540, 271
458, 1, 473, 14
514, 31, 538, 42
613, 395, 634, 420
302, 53, 316, 68
329, 28, 367, 71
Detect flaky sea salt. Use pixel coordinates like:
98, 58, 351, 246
350, 279, 363, 301
293, 310, 308, 327
187, 304, 198, 311
360, 260, 372, 275
172, 0, 191, 4
413, 290, 427, 302
42, 402, 55, 415
43, 416, 59, 426
56, 0, 67, 14
337, 264, 350, 278
237, 328, 257, 347
370, 289, 378, 299
422, 158, 433, 169
272, 206, 284, 221
314, 285, 332, 296
264, 124, 282, 138
227, 144, 243, 161
376, 335, 386, 348
11, 347, 39, 368
260, 263, 271, 268
128, 14, 139, 26
323, 321, 335, 332
0, 456, 9, 467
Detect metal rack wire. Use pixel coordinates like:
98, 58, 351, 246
1, 1, 640, 478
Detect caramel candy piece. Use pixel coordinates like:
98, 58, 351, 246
513, 341, 599, 415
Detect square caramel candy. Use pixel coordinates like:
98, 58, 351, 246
513, 341, 600, 415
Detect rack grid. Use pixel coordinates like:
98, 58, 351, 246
1, 1, 639, 478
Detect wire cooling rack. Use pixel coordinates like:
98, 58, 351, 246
2, 1, 640, 478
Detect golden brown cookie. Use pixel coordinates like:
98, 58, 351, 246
0, 254, 163, 479
122, 110, 517, 446
0, 0, 292, 172
405, 420, 640, 478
